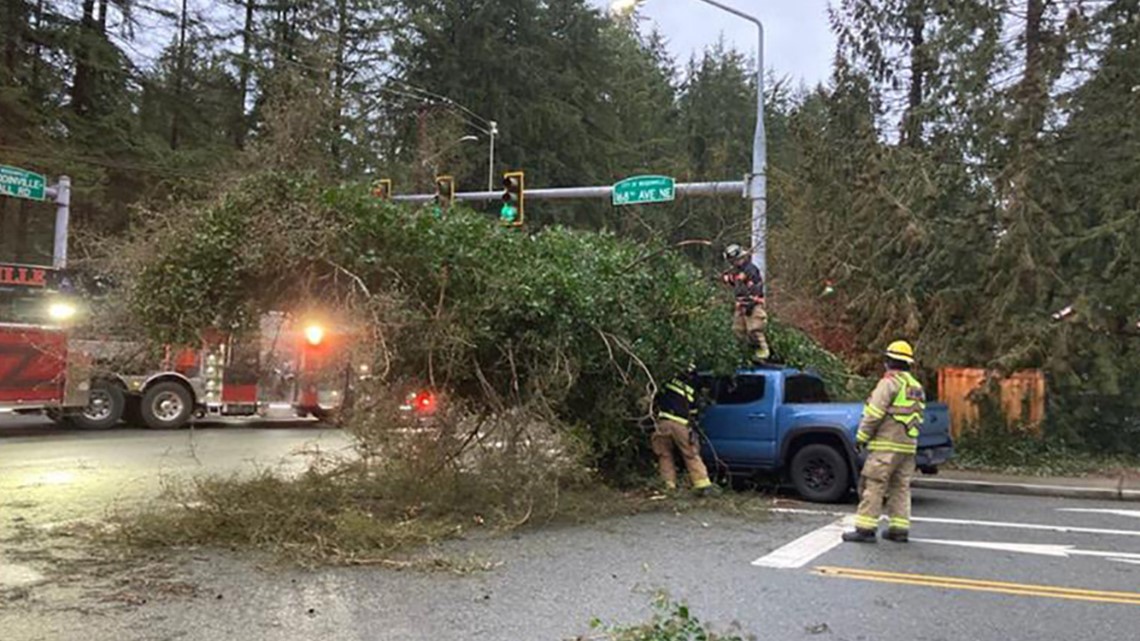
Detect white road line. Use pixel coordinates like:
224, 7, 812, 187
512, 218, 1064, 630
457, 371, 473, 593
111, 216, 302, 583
752, 516, 854, 569
1110, 558, 1140, 566
770, 507, 1140, 538
1058, 508, 1140, 520
911, 538, 1140, 561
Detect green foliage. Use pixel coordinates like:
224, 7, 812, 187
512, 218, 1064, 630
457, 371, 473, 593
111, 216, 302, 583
952, 428, 1140, 478
589, 594, 753, 641
126, 173, 781, 478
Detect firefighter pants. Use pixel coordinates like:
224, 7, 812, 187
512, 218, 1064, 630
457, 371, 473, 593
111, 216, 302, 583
732, 304, 769, 362
651, 419, 711, 490
854, 451, 915, 533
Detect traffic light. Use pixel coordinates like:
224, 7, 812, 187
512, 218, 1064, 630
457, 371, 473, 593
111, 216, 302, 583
500, 171, 525, 226
433, 175, 455, 218
372, 178, 392, 200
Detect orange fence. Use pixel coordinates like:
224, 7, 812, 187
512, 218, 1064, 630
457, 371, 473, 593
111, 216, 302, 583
937, 367, 1046, 438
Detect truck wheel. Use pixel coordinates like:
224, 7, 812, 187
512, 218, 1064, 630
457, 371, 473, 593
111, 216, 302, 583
72, 380, 125, 430
790, 444, 850, 503
140, 382, 194, 429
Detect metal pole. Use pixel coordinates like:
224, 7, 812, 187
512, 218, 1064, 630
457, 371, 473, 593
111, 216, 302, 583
390, 180, 746, 204
52, 175, 71, 270
688, 0, 765, 279
488, 120, 498, 192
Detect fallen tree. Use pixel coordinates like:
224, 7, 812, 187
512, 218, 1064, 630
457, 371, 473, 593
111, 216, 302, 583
109, 171, 858, 479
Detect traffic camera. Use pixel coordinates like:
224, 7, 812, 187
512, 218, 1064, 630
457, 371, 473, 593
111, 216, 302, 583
500, 171, 525, 226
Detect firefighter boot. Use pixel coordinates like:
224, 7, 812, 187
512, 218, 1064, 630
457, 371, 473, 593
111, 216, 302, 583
884, 529, 909, 543
842, 528, 878, 544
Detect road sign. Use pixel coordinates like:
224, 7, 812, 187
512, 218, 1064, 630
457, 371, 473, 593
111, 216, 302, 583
0, 165, 47, 201
611, 175, 675, 206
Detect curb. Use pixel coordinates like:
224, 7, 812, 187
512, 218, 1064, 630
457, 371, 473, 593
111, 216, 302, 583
912, 477, 1140, 502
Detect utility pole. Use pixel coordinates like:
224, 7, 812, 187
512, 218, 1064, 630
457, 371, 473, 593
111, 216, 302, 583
488, 120, 498, 192
611, 0, 766, 279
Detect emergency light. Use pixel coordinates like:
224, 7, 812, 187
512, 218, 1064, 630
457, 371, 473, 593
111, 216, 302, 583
304, 324, 325, 346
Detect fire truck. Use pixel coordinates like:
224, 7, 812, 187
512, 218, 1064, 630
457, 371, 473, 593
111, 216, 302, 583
1, 171, 364, 429
1, 269, 365, 430
0, 264, 99, 425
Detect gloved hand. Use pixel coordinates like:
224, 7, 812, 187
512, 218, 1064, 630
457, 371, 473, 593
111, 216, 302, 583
854, 441, 867, 455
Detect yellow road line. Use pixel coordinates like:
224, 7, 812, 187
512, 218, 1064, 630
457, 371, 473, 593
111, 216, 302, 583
814, 566, 1140, 606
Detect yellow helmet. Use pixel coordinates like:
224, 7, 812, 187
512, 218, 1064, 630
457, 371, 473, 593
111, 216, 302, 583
885, 340, 915, 364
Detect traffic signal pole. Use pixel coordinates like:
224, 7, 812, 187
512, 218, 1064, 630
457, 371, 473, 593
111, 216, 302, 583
390, 180, 746, 205
48, 176, 71, 269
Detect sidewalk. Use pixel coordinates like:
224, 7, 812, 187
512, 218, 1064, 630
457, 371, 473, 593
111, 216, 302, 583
914, 468, 1140, 501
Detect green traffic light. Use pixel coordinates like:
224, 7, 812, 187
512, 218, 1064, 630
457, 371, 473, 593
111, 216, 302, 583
500, 203, 518, 223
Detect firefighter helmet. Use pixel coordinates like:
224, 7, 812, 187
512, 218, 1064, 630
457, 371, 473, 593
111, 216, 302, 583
723, 244, 746, 263
885, 340, 916, 364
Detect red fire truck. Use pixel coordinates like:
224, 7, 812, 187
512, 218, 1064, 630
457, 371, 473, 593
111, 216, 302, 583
1, 170, 364, 429
1, 269, 366, 429
0, 264, 101, 425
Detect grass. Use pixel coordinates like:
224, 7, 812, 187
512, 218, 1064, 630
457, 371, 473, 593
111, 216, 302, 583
950, 429, 1140, 478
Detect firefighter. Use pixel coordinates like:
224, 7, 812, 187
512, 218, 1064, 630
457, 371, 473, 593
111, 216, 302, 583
843, 340, 926, 544
650, 370, 715, 495
721, 244, 769, 362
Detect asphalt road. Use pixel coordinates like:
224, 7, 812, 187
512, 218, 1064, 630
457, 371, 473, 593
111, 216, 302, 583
2, 420, 1139, 641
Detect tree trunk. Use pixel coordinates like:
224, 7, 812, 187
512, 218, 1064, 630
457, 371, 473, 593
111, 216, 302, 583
3, 0, 27, 78
170, 0, 188, 150
902, 0, 926, 147
331, 0, 348, 167
71, 0, 98, 116
234, 0, 255, 148
1018, 0, 1047, 145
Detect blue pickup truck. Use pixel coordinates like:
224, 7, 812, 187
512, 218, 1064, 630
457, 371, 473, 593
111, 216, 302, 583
696, 365, 954, 502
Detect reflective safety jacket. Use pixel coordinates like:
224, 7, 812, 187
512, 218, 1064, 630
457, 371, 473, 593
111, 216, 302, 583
655, 377, 696, 426
855, 370, 925, 454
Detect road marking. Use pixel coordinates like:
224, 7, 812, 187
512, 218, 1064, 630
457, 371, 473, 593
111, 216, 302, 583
912, 538, 1140, 561
1058, 508, 1140, 520
770, 507, 1140, 538
752, 516, 853, 569
814, 566, 1140, 606
1110, 558, 1140, 566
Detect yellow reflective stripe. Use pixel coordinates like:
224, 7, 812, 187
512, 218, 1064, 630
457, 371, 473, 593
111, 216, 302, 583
889, 518, 910, 529
693, 478, 713, 489
867, 440, 917, 454
665, 382, 695, 402
854, 515, 879, 529
658, 412, 690, 426
863, 404, 887, 419
856, 430, 872, 443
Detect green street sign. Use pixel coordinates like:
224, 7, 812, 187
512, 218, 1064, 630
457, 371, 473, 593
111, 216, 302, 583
0, 165, 47, 201
612, 175, 675, 207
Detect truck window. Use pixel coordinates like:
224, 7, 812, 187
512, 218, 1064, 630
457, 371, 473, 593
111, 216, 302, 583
710, 375, 767, 405
784, 374, 830, 404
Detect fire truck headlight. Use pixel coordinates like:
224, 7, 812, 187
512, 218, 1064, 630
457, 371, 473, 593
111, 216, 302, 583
304, 324, 325, 346
48, 301, 78, 321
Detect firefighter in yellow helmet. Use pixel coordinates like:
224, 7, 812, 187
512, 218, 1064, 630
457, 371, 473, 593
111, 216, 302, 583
843, 340, 926, 543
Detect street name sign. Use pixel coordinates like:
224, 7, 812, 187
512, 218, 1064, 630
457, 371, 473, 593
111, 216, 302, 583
0, 165, 47, 201
612, 175, 675, 206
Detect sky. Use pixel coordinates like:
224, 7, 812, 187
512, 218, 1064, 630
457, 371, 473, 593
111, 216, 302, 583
591, 0, 837, 88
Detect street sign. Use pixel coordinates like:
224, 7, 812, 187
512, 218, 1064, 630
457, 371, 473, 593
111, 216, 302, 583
0, 263, 51, 289
611, 175, 675, 206
0, 165, 47, 201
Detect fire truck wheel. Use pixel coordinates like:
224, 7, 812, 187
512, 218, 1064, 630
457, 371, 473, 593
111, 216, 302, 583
140, 382, 194, 429
72, 380, 126, 430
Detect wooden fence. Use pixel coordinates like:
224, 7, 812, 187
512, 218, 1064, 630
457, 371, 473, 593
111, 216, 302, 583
937, 367, 1046, 438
